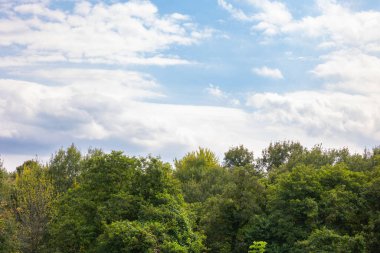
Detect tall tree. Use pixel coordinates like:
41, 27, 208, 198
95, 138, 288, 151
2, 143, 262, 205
174, 148, 226, 203
256, 141, 305, 173
11, 161, 54, 253
197, 146, 266, 253
200, 166, 266, 253
0, 161, 19, 253
48, 144, 82, 194
224, 145, 254, 169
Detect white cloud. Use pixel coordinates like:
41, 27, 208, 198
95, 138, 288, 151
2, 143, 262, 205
0, 74, 255, 166
0, 1, 211, 66
14, 3, 66, 22
1, 0, 380, 170
3, 71, 368, 171
206, 84, 241, 106
248, 0, 292, 35
218, 0, 254, 21
0, 70, 375, 170
220, 0, 380, 149
0, 69, 162, 140
1, 70, 246, 147
312, 50, 380, 94
0, 0, 218, 169
252, 66, 284, 79
247, 90, 380, 142
219, 0, 380, 51
287, 2, 380, 52
206, 84, 227, 98
219, 0, 292, 35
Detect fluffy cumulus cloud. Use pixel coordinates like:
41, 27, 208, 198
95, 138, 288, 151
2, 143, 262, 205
247, 91, 380, 141
206, 84, 227, 98
206, 84, 241, 106
0, 69, 250, 151
0, 0, 211, 66
220, 0, 380, 52
0, 70, 261, 168
0, 70, 161, 141
252, 66, 283, 79
0, 0, 214, 169
312, 50, 380, 95
221, 0, 380, 149
1, 0, 380, 169
3, 69, 356, 169
219, 0, 292, 35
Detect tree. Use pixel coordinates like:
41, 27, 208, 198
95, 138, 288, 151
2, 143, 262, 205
48, 144, 82, 194
48, 152, 204, 252
174, 148, 226, 204
256, 141, 305, 173
248, 241, 267, 253
266, 164, 321, 252
11, 161, 54, 253
0, 162, 19, 253
224, 145, 254, 169
1, 142, 379, 252
318, 164, 368, 235
200, 166, 266, 253
296, 228, 365, 252
364, 165, 380, 251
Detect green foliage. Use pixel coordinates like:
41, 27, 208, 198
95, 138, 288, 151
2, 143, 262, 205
0, 165, 19, 253
296, 228, 366, 252
95, 220, 158, 253
266, 164, 321, 251
1, 143, 380, 253
48, 152, 204, 253
192, 147, 266, 253
48, 144, 82, 193
200, 166, 266, 252
12, 161, 54, 253
248, 241, 267, 253
224, 145, 254, 168
175, 148, 219, 172
257, 141, 305, 172
174, 148, 226, 204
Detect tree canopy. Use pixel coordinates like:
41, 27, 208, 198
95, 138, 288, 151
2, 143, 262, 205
0, 142, 379, 252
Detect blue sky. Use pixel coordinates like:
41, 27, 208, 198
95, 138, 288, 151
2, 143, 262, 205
1, 0, 380, 170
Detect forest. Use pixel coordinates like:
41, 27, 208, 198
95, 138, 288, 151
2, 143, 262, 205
0, 141, 379, 253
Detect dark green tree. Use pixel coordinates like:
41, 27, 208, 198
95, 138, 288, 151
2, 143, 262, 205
200, 166, 266, 252
266, 164, 321, 252
48, 152, 204, 253
48, 144, 82, 194
224, 145, 254, 169
296, 228, 365, 252
256, 141, 305, 173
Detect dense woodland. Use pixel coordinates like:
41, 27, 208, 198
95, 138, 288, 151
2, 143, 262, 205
0, 142, 380, 252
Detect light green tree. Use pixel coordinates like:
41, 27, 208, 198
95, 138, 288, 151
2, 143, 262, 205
12, 161, 54, 253
248, 241, 267, 253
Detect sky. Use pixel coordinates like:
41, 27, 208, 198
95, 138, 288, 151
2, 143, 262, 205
1, 0, 380, 170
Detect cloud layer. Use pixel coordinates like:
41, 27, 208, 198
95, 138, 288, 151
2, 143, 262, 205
0, 0, 215, 168
218, 0, 380, 154
1, 0, 380, 169
220, 0, 380, 50
0, 1, 211, 66
252, 66, 284, 79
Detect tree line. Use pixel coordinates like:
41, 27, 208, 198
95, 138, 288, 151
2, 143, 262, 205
0, 141, 379, 252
